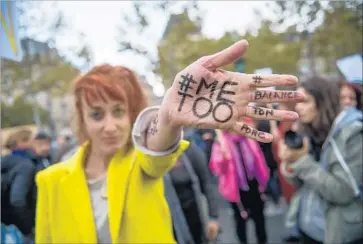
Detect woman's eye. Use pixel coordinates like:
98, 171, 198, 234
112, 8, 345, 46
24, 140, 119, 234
90, 111, 104, 121
113, 107, 125, 118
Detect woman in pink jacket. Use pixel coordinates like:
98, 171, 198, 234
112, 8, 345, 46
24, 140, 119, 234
210, 126, 270, 244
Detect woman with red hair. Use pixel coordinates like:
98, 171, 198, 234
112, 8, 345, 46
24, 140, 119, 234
35, 40, 303, 243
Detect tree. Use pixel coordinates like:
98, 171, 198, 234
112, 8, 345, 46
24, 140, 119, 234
269, 1, 325, 32
311, 4, 363, 73
269, 1, 362, 75
1, 1, 91, 97
156, 10, 206, 86
157, 15, 303, 87
1, 1, 93, 135
1, 96, 47, 128
243, 21, 303, 75
271, 1, 362, 31
117, 0, 202, 74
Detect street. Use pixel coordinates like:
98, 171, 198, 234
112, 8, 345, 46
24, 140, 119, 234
218, 205, 285, 244
202, 196, 286, 244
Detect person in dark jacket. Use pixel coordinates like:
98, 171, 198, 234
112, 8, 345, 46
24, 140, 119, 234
256, 119, 281, 205
33, 131, 53, 169
53, 134, 77, 163
4, 128, 41, 240
8, 129, 48, 174
169, 142, 220, 244
1, 154, 36, 236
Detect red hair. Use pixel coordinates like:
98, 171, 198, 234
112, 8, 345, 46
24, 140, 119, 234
72, 64, 148, 143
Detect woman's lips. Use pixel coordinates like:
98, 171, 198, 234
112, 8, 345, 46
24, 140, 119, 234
102, 137, 119, 144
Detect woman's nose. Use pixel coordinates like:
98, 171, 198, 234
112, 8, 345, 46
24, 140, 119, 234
103, 115, 118, 132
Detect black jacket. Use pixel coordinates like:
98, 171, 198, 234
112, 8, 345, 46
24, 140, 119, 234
1, 154, 36, 208
256, 120, 277, 170
1, 154, 36, 235
169, 143, 220, 219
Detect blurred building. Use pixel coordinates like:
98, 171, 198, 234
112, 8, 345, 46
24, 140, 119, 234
285, 31, 340, 82
1, 38, 78, 134
160, 11, 202, 44
139, 75, 163, 105
157, 11, 202, 85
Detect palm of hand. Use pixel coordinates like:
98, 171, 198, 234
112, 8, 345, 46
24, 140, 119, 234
161, 40, 304, 143
166, 64, 249, 130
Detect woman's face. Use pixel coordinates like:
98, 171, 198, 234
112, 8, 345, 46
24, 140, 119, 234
295, 87, 318, 124
340, 85, 357, 109
82, 96, 131, 156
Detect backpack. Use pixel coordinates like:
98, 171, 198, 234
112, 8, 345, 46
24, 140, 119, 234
1, 223, 24, 244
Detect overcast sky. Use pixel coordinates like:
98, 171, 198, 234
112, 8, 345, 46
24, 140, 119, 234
53, 1, 273, 95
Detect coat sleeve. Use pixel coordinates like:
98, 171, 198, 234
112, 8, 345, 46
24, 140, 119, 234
280, 162, 304, 188
288, 123, 362, 205
138, 140, 190, 178
187, 143, 220, 219
35, 171, 51, 243
9, 159, 36, 208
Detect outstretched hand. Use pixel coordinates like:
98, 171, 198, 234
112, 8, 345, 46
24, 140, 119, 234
159, 40, 304, 143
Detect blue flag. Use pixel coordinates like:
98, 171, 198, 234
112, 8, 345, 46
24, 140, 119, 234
0, 1, 23, 62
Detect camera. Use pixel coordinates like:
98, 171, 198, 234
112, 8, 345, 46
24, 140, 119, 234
284, 130, 304, 149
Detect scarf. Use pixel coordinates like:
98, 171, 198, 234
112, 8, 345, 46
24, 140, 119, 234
222, 132, 269, 192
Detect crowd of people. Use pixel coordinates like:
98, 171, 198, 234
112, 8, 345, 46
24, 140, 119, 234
1, 129, 76, 242
1, 40, 362, 244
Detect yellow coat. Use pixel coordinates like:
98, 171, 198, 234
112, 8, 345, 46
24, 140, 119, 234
35, 141, 189, 243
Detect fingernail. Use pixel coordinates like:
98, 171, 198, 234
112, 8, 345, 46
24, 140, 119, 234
295, 92, 305, 100
287, 75, 298, 84
264, 133, 273, 141
286, 112, 299, 120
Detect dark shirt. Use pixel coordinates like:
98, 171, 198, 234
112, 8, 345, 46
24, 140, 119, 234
170, 159, 195, 209
169, 143, 220, 219
1, 154, 36, 235
257, 120, 277, 170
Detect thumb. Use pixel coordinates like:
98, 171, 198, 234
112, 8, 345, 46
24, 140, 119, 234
202, 40, 249, 70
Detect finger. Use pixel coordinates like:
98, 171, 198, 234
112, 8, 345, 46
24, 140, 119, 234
245, 105, 299, 121
202, 40, 249, 70
232, 122, 273, 143
303, 137, 310, 151
251, 90, 304, 103
230, 73, 298, 87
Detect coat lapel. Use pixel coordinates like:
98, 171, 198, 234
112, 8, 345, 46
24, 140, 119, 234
61, 145, 97, 243
107, 148, 135, 243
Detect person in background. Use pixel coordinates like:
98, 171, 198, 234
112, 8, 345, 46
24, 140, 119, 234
271, 103, 298, 205
169, 142, 220, 244
210, 128, 270, 244
8, 129, 35, 159
185, 128, 217, 183
53, 133, 77, 163
3, 129, 42, 241
1, 132, 11, 156
280, 77, 362, 244
33, 132, 53, 170
8, 129, 49, 175
195, 129, 216, 163
1, 151, 36, 239
3, 140, 15, 156
255, 103, 281, 207
268, 102, 301, 243
340, 81, 362, 110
